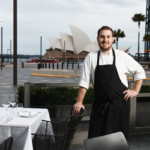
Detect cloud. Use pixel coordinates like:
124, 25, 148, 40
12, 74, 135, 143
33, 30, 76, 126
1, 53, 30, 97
0, 0, 147, 55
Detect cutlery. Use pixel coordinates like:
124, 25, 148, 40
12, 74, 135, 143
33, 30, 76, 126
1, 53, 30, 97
2, 118, 13, 124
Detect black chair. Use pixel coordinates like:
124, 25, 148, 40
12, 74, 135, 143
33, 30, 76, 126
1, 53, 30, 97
32, 108, 85, 150
0, 137, 13, 150
84, 132, 129, 150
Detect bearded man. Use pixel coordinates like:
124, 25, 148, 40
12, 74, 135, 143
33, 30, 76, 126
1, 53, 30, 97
73, 26, 146, 140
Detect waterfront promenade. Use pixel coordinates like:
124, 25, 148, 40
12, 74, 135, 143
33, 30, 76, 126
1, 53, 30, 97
0, 65, 81, 106
0, 66, 150, 149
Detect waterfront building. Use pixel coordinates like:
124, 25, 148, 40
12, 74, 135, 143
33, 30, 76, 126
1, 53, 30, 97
44, 25, 131, 61
145, 0, 150, 50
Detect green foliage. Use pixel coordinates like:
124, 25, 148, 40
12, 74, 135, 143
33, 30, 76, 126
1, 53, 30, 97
113, 29, 125, 49
139, 85, 150, 93
17, 85, 24, 103
113, 29, 125, 39
17, 85, 150, 106
132, 13, 146, 22
142, 34, 150, 44
17, 86, 94, 106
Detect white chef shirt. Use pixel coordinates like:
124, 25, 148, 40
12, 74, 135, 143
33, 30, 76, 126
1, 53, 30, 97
79, 48, 146, 89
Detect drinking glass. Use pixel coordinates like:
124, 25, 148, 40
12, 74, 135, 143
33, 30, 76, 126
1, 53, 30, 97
9, 94, 17, 107
9, 95, 17, 106
2, 95, 10, 118
8, 94, 17, 117
8, 107, 14, 119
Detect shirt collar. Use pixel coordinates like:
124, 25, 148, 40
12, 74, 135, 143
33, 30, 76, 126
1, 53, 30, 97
99, 48, 113, 57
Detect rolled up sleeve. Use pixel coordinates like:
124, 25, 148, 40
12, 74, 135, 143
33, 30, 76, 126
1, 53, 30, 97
134, 65, 146, 81
79, 54, 91, 89
126, 54, 146, 81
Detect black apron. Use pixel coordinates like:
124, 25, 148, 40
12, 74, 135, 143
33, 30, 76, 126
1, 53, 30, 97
88, 48, 130, 140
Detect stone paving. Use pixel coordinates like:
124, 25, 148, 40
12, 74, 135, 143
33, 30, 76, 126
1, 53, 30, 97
0, 64, 80, 106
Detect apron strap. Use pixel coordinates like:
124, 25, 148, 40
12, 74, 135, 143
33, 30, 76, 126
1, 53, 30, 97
112, 48, 115, 65
97, 48, 115, 66
97, 50, 100, 66
102, 98, 123, 115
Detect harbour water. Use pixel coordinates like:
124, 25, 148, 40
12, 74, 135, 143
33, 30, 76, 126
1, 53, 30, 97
0, 58, 32, 63
0, 58, 84, 64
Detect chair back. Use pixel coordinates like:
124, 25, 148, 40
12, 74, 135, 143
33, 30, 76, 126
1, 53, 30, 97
32, 108, 85, 150
84, 132, 129, 150
0, 137, 13, 150
64, 108, 85, 150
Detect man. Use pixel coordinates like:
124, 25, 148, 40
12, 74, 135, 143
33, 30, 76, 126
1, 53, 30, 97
73, 26, 146, 140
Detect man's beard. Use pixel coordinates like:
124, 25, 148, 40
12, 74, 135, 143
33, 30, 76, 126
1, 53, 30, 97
99, 42, 113, 51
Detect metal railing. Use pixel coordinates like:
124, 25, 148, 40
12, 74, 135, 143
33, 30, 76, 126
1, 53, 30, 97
129, 81, 150, 138
24, 80, 150, 138
37, 62, 81, 70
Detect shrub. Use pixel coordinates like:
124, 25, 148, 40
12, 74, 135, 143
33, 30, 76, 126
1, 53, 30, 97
17, 86, 94, 106
17, 85, 150, 106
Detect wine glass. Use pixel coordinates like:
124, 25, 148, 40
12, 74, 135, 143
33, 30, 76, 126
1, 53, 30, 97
2, 95, 10, 118
9, 94, 17, 116
9, 94, 17, 107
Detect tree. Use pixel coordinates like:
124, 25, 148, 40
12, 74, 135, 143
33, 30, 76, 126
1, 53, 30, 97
142, 34, 150, 61
113, 39, 116, 48
113, 29, 125, 49
132, 13, 146, 62
142, 34, 150, 50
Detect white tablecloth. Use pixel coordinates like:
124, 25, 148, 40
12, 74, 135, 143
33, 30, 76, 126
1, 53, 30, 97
0, 108, 51, 150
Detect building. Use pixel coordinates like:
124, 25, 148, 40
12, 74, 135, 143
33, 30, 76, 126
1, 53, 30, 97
44, 25, 131, 62
145, 0, 150, 50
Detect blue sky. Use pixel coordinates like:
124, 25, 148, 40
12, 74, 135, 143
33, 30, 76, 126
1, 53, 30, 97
0, 0, 146, 55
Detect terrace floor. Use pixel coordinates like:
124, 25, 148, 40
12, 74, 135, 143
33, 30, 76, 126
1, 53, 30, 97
69, 137, 150, 150
0, 66, 150, 149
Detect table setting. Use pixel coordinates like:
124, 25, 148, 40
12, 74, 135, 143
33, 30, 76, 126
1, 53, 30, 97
0, 94, 52, 150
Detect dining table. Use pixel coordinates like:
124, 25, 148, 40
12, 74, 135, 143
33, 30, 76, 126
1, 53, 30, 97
0, 107, 52, 150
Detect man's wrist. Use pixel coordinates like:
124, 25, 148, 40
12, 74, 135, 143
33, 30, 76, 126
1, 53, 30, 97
133, 89, 138, 94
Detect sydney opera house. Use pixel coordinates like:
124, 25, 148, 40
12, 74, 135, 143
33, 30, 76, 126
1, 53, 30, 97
44, 25, 130, 61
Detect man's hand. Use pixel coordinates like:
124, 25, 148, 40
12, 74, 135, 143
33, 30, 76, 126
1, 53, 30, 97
73, 102, 85, 115
123, 89, 138, 100
73, 87, 87, 115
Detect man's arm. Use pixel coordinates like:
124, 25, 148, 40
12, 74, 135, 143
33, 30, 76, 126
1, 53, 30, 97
73, 87, 87, 115
74, 54, 91, 115
123, 79, 143, 100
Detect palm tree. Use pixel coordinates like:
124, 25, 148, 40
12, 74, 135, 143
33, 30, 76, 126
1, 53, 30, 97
142, 34, 150, 49
132, 13, 146, 62
142, 34, 150, 61
113, 39, 117, 48
113, 29, 125, 49
113, 39, 116, 43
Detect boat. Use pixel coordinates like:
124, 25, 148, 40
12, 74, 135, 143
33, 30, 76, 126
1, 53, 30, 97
26, 57, 61, 63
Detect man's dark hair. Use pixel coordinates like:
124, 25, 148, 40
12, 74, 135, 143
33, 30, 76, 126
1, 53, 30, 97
97, 26, 114, 37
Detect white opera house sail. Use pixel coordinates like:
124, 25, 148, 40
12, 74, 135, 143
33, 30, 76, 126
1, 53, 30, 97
47, 25, 130, 54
